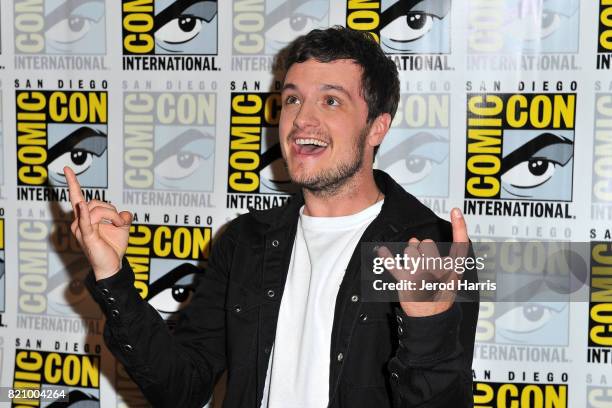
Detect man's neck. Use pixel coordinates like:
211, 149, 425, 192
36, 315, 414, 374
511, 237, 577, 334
302, 170, 382, 217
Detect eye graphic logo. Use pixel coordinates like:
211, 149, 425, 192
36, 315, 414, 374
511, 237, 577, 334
14, 0, 106, 54
12, 349, 100, 407
15, 90, 108, 202
124, 222, 211, 322
346, 0, 450, 53
233, 0, 329, 55
377, 93, 449, 197
123, 91, 216, 206
468, 0, 579, 54
17, 219, 102, 321
122, 0, 218, 55
464, 93, 576, 219
379, 0, 450, 54
494, 302, 569, 346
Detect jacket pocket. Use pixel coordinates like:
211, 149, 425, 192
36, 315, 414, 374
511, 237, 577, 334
224, 283, 261, 370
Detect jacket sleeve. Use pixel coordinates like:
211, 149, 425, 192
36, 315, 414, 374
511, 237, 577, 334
85, 220, 238, 408
387, 245, 478, 408
388, 303, 473, 407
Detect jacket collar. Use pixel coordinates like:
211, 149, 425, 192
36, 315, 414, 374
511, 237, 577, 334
248, 169, 438, 233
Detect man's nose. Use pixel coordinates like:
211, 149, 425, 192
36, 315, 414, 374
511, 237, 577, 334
293, 100, 319, 129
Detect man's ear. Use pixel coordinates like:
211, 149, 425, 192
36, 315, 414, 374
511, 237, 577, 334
367, 113, 392, 148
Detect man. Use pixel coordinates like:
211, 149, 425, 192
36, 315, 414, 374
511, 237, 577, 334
65, 26, 478, 408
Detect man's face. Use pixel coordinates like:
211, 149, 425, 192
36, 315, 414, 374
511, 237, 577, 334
279, 59, 371, 192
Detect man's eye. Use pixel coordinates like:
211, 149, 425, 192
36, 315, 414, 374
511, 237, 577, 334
381, 12, 436, 43
501, 158, 559, 189
285, 96, 299, 105
46, 15, 95, 44
156, 15, 204, 44
48, 149, 95, 177
325, 97, 339, 106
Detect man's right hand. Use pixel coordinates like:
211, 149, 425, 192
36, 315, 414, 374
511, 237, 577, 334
64, 166, 133, 281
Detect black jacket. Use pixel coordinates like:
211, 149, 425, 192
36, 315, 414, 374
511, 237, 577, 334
86, 170, 478, 408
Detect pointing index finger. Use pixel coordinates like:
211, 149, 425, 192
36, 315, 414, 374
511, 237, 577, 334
450, 208, 469, 258
64, 166, 85, 211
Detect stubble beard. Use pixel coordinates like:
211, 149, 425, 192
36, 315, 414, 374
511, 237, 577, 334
289, 126, 369, 197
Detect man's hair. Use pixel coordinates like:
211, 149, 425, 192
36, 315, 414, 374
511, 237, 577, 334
283, 26, 400, 124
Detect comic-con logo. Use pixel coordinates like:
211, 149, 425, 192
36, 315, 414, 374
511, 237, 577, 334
346, 0, 451, 71
464, 90, 576, 218
122, 0, 218, 71
12, 345, 100, 407
15, 88, 108, 202
17, 218, 103, 325
14, 0, 107, 70
227, 90, 294, 210
475, 239, 570, 349
592, 91, 612, 221
377, 91, 449, 198
467, 0, 579, 70
122, 90, 216, 207
597, 0, 612, 69
468, 0, 578, 54
587, 242, 612, 363
14, 0, 106, 54
346, 0, 450, 52
473, 381, 568, 408
125, 220, 211, 322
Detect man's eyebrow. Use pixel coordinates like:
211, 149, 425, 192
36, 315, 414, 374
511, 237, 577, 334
320, 84, 352, 99
282, 83, 298, 92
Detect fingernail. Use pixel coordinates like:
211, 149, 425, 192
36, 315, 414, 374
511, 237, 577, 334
452, 208, 462, 219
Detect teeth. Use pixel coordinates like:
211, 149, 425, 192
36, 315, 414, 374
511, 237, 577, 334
295, 138, 328, 147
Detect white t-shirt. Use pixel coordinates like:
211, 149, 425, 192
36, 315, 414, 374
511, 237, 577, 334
260, 200, 384, 408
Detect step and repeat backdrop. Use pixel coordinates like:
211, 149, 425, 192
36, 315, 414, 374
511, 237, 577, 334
0, 1, 611, 407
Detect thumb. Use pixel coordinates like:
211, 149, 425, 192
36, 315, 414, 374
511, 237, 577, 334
119, 211, 133, 226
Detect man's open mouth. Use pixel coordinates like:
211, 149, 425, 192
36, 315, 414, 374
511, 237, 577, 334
294, 138, 329, 155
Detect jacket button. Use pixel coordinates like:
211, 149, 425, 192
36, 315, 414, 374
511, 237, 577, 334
122, 344, 133, 352
397, 326, 404, 335
264, 347, 271, 354
101, 288, 110, 296
111, 309, 120, 318
272, 240, 279, 247
266, 289, 275, 298
359, 313, 367, 322
106, 297, 116, 304
351, 295, 359, 302
337, 352, 344, 362
391, 372, 399, 381
233, 305, 242, 313
396, 315, 403, 324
